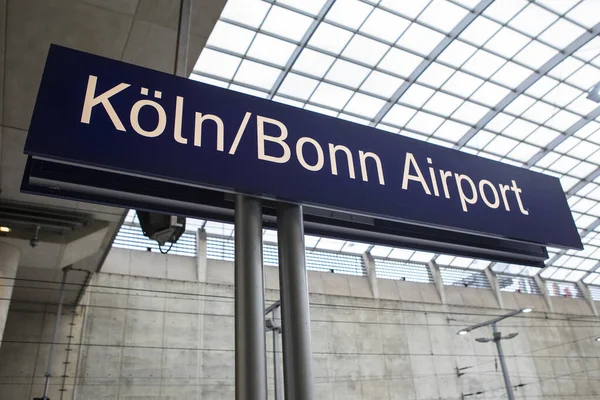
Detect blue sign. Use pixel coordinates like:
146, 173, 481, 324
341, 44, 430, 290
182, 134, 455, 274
25, 45, 582, 250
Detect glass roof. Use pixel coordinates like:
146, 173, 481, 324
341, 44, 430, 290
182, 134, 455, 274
186, 0, 600, 284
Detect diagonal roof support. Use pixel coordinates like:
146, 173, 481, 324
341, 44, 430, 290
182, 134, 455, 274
455, 22, 600, 149
267, 0, 336, 100
370, 0, 494, 126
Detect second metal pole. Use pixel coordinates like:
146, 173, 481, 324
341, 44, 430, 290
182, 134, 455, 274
235, 195, 268, 400
277, 203, 316, 400
493, 323, 516, 400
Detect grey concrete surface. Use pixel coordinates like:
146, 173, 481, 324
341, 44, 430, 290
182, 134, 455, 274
1, 247, 599, 399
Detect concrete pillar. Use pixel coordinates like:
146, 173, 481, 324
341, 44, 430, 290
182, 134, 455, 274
427, 260, 446, 304
0, 242, 19, 347
362, 252, 379, 299
534, 275, 554, 313
196, 229, 207, 282
576, 281, 598, 317
485, 268, 505, 309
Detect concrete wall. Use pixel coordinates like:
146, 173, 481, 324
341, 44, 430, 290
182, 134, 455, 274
1, 247, 600, 399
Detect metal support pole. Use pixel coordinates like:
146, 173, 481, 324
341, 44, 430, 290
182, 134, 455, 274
272, 307, 283, 400
492, 323, 515, 400
277, 202, 315, 400
41, 267, 70, 400
235, 195, 268, 400
175, 0, 192, 77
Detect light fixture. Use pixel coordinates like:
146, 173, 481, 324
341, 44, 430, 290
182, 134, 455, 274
458, 330, 469, 335
521, 308, 532, 313
0, 226, 10, 233
595, 337, 600, 342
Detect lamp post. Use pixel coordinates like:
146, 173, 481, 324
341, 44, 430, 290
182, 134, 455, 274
457, 308, 532, 400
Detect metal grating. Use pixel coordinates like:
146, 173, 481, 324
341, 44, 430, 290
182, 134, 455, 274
439, 266, 491, 289
206, 236, 366, 276
545, 280, 584, 298
374, 258, 433, 284
589, 285, 600, 301
113, 224, 196, 257
496, 274, 541, 295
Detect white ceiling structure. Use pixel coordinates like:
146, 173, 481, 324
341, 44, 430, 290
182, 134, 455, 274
183, 0, 600, 286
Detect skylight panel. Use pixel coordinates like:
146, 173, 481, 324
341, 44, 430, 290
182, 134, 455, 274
325, 0, 372, 29
548, 56, 585, 80
483, 0, 528, 23
326, 59, 370, 88
247, 34, 297, 66
370, 245, 393, 257
485, 135, 519, 156
575, 37, 600, 62
379, 0, 431, 19
539, 18, 586, 50
221, 0, 270, 29
470, 81, 511, 107
207, 21, 255, 54
569, 161, 596, 178
452, 101, 489, 124
502, 118, 538, 140
407, 111, 445, 134
459, 16, 502, 46
342, 35, 389, 66
310, 82, 354, 109
572, 198, 597, 213
536, 0, 579, 15
304, 104, 337, 117
554, 136, 581, 153
397, 23, 445, 56
234, 60, 281, 90
308, 23, 353, 54
535, 150, 560, 169
576, 259, 597, 271
410, 251, 435, 263
467, 130, 495, 150
520, 101, 558, 124
344, 93, 386, 119
566, 0, 600, 29
400, 84, 435, 107
361, 71, 404, 98
229, 84, 268, 98
542, 83, 582, 107
190, 74, 229, 88
451, 257, 473, 268
278, 73, 319, 100
423, 92, 463, 116
378, 48, 424, 78
504, 95, 536, 115
540, 266, 557, 278
360, 8, 411, 43
389, 248, 415, 260
277, 0, 327, 15
442, 71, 484, 97
567, 93, 598, 115
433, 120, 470, 142
341, 241, 371, 254
566, 64, 600, 90
514, 40, 559, 70
262, 6, 314, 41
507, 142, 540, 162
462, 50, 505, 78
525, 76, 560, 98
574, 121, 600, 139
589, 130, 600, 145
436, 254, 455, 265
437, 40, 477, 68
484, 27, 531, 59
273, 95, 304, 108
545, 109, 581, 131
316, 237, 346, 251
292, 49, 335, 77
486, 113, 515, 132
584, 273, 600, 284
549, 155, 579, 173
382, 104, 416, 126
417, 0, 469, 34
340, 113, 372, 125
194, 49, 241, 80
491, 61, 532, 89
417, 63, 455, 87
508, 3, 557, 37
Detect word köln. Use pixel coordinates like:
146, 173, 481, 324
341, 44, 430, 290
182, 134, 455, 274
80, 75, 529, 216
